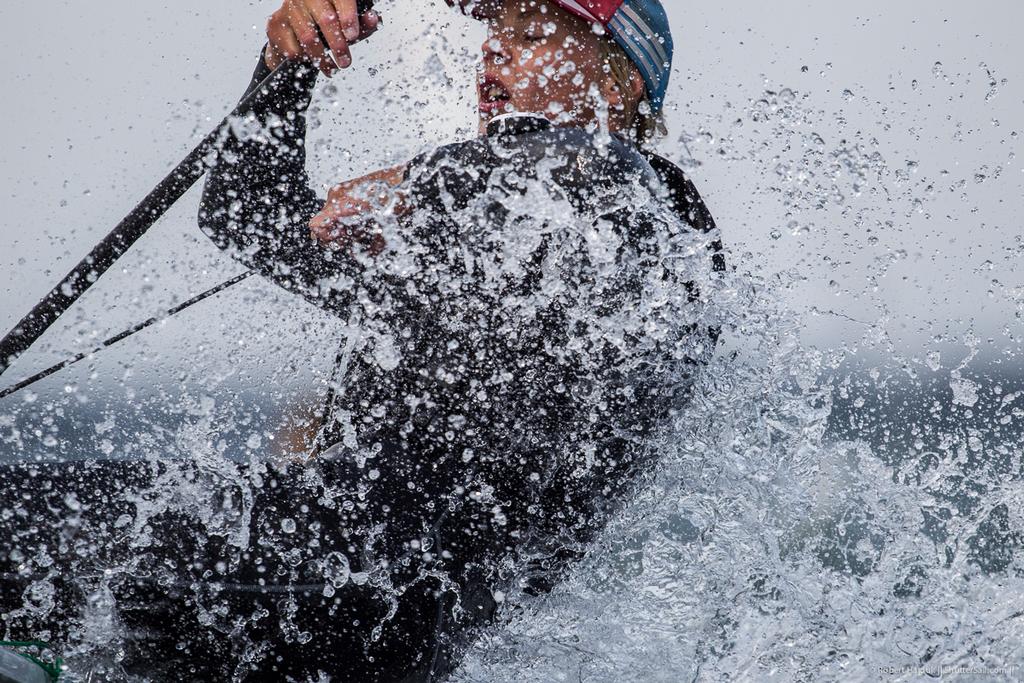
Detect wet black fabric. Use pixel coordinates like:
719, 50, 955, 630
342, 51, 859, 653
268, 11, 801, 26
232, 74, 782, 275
0, 55, 722, 681
0, 456, 478, 681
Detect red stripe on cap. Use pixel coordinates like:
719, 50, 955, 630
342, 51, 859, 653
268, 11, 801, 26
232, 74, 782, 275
552, 0, 625, 24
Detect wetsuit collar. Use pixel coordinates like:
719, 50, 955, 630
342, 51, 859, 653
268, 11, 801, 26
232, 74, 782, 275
485, 113, 552, 137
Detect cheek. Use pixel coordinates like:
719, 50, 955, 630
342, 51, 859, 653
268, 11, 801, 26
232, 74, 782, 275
546, 50, 592, 102
510, 48, 579, 100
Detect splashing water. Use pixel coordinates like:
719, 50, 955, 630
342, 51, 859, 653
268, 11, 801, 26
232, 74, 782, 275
3, 13, 1023, 683
452, 267, 1024, 681
446, 69, 1024, 682
6, 227, 1021, 681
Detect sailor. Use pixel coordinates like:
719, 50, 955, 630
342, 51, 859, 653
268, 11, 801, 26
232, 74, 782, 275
191, 0, 722, 679
1, 1, 723, 680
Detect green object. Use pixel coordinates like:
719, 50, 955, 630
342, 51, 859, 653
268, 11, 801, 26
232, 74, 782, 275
0, 641, 62, 683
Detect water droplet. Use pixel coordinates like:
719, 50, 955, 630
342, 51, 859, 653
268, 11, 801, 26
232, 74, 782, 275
950, 372, 979, 407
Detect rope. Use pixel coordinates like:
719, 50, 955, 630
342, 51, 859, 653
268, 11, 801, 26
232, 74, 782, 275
0, 271, 253, 400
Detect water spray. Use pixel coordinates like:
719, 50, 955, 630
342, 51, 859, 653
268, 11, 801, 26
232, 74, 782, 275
0, 0, 376, 394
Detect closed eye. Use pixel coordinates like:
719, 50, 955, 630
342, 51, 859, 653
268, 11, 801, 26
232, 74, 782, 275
524, 25, 547, 42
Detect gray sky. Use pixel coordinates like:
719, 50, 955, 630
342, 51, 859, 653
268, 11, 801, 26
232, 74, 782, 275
1, 0, 1022, 393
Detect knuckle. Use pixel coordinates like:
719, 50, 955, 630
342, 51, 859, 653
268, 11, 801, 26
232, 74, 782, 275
339, 7, 359, 27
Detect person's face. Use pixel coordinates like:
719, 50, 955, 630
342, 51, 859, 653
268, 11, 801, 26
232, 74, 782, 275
477, 1, 625, 134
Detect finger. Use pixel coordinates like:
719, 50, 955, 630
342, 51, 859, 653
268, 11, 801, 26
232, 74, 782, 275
310, 222, 332, 244
310, 204, 347, 236
355, 10, 381, 43
367, 233, 386, 256
265, 44, 283, 70
267, 9, 302, 61
279, 24, 303, 60
311, 221, 353, 249
319, 196, 366, 220
309, 213, 339, 242
288, 0, 330, 75
307, 0, 351, 69
280, 24, 304, 61
331, 0, 361, 44
310, 211, 333, 233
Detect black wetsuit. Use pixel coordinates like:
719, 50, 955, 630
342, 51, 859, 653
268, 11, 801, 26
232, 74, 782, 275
0, 56, 721, 681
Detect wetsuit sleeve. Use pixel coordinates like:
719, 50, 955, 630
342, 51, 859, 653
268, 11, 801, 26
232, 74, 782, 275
197, 53, 342, 310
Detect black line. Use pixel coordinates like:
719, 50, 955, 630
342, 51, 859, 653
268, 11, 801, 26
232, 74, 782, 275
0, 271, 253, 400
0, 58, 300, 378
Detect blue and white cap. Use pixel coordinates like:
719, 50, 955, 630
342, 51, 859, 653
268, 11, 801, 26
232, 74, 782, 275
554, 0, 674, 112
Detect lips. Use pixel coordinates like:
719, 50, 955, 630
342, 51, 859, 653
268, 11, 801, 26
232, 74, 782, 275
478, 74, 512, 115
